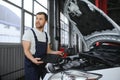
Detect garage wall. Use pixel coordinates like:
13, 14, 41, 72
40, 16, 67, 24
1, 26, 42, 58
0, 45, 24, 80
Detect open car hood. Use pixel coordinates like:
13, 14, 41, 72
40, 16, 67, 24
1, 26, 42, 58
63, 0, 120, 51
44, 1, 120, 77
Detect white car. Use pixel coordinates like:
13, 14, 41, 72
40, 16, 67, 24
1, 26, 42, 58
44, 0, 120, 80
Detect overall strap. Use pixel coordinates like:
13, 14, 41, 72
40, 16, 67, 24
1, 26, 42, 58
31, 29, 38, 42
45, 32, 48, 43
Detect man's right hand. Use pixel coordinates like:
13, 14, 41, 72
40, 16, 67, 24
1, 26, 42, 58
31, 58, 44, 65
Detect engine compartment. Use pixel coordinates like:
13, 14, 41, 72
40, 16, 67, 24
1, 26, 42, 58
45, 42, 120, 73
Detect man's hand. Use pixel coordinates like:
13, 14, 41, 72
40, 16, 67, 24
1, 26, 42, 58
31, 58, 44, 65
47, 44, 63, 56
52, 51, 63, 56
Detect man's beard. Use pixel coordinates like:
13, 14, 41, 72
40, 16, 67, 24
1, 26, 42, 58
36, 25, 44, 30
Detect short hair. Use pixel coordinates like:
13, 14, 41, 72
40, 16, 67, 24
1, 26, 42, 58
36, 12, 48, 21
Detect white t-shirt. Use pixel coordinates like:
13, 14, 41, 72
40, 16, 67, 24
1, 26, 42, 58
22, 28, 50, 55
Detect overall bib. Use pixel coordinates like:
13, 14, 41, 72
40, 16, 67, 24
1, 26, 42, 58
25, 29, 48, 80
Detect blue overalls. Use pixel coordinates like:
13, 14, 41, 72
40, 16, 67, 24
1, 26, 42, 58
24, 29, 48, 80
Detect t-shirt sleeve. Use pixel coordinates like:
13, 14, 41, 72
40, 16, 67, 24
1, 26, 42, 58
47, 33, 51, 44
22, 30, 32, 42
